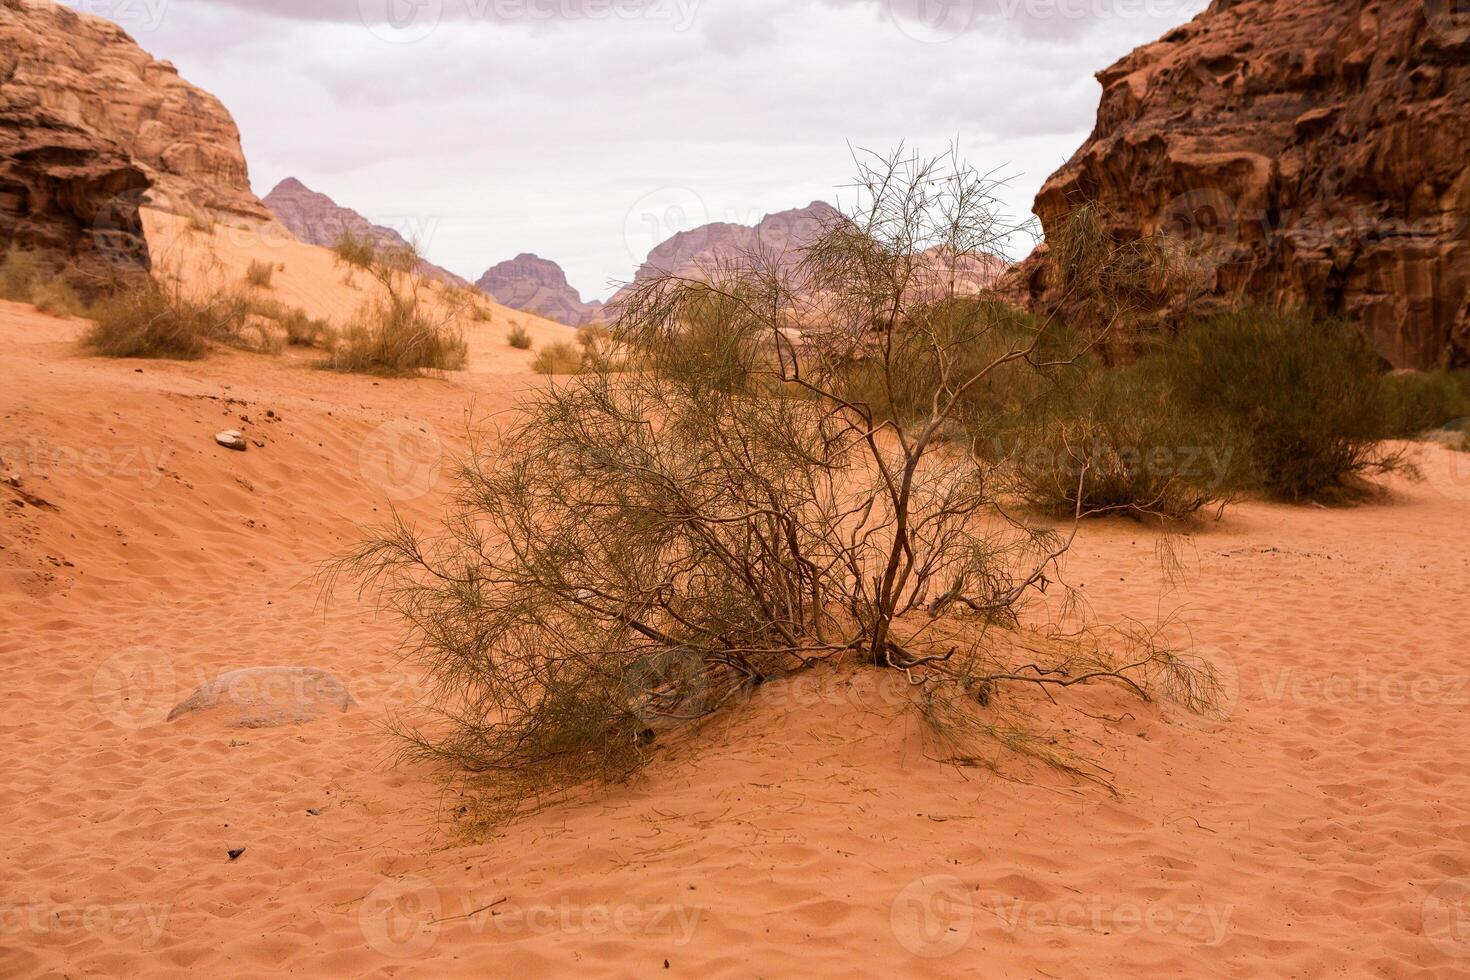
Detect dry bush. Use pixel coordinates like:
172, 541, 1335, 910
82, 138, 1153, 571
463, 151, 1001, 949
245, 260, 275, 289
332, 229, 378, 270
85, 275, 273, 359
328, 243, 467, 376
339, 148, 1217, 821
506, 324, 532, 349
187, 210, 218, 235
0, 246, 39, 302
531, 340, 584, 375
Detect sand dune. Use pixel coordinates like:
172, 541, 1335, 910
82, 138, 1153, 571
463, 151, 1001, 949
1, 291, 1469, 976
141, 208, 578, 374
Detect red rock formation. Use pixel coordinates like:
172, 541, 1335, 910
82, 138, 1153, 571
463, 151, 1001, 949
1016, 0, 1470, 369
476, 253, 603, 325
264, 177, 466, 286
0, 0, 268, 224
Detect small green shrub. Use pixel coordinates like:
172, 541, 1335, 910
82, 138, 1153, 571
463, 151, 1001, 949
1006, 365, 1244, 521
507, 324, 532, 349
531, 340, 585, 375
1377, 370, 1470, 438
1159, 309, 1403, 500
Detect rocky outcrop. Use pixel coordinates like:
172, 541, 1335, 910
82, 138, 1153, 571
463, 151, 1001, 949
476, 253, 603, 325
0, 0, 268, 224
0, 95, 152, 280
1013, 0, 1470, 369
264, 177, 466, 285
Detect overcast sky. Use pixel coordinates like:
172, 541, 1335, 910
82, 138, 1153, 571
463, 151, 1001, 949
81, 0, 1208, 300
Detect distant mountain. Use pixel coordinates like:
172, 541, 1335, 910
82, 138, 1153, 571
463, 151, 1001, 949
609, 200, 1006, 312
475, 253, 604, 326
263, 178, 466, 285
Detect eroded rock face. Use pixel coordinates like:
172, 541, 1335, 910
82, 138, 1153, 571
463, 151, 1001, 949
476, 253, 603, 325
0, 0, 268, 223
0, 101, 152, 279
166, 667, 357, 729
1017, 0, 1470, 369
264, 176, 466, 285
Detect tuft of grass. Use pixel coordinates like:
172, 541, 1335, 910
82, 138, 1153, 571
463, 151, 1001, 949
187, 210, 218, 234
245, 260, 275, 289
330, 298, 467, 376
530, 340, 584, 375
332, 229, 378, 270
0, 246, 39, 302
506, 324, 532, 350
85, 277, 260, 360
32, 277, 90, 318
1158, 309, 1404, 501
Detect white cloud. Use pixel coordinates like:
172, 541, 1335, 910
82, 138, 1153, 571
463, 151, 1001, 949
102, 0, 1208, 299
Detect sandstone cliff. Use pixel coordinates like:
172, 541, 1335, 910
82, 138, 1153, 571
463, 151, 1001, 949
0, 0, 267, 224
1014, 0, 1470, 369
476, 253, 603, 325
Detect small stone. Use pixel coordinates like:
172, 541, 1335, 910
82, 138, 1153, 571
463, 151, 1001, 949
3, 472, 21, 488
215, 430, 247, 452
227, 847, 246, 861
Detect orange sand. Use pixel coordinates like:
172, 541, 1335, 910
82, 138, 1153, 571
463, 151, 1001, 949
3, 276, 1470, 976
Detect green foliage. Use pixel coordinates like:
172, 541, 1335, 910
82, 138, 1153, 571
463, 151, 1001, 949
1158, 309, 1403, 500
1377, 370, 1470, 438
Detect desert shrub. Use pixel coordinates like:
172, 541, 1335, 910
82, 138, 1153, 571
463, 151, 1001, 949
281, 309, 336, 348
531, 341, 584, 375
0, 246, 38, 301
332, 300, 466, 375
333, 229, 378, 270
1377, 370, 1470, 438
340, 148, 1215, 823
506, 324, 532, 349
245, 260, 275, 289
328, 243, 467, 376
1159, 309, 1403, 500
31, 277, 89, 318
1005, 364, 1246, 521
85, 277, 262, 359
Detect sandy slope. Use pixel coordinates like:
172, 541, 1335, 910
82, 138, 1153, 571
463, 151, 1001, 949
3, 296, 1470, 978
141, 208, 579, 372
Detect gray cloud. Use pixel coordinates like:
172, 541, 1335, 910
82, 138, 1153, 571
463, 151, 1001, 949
87, 0, 1206, 299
